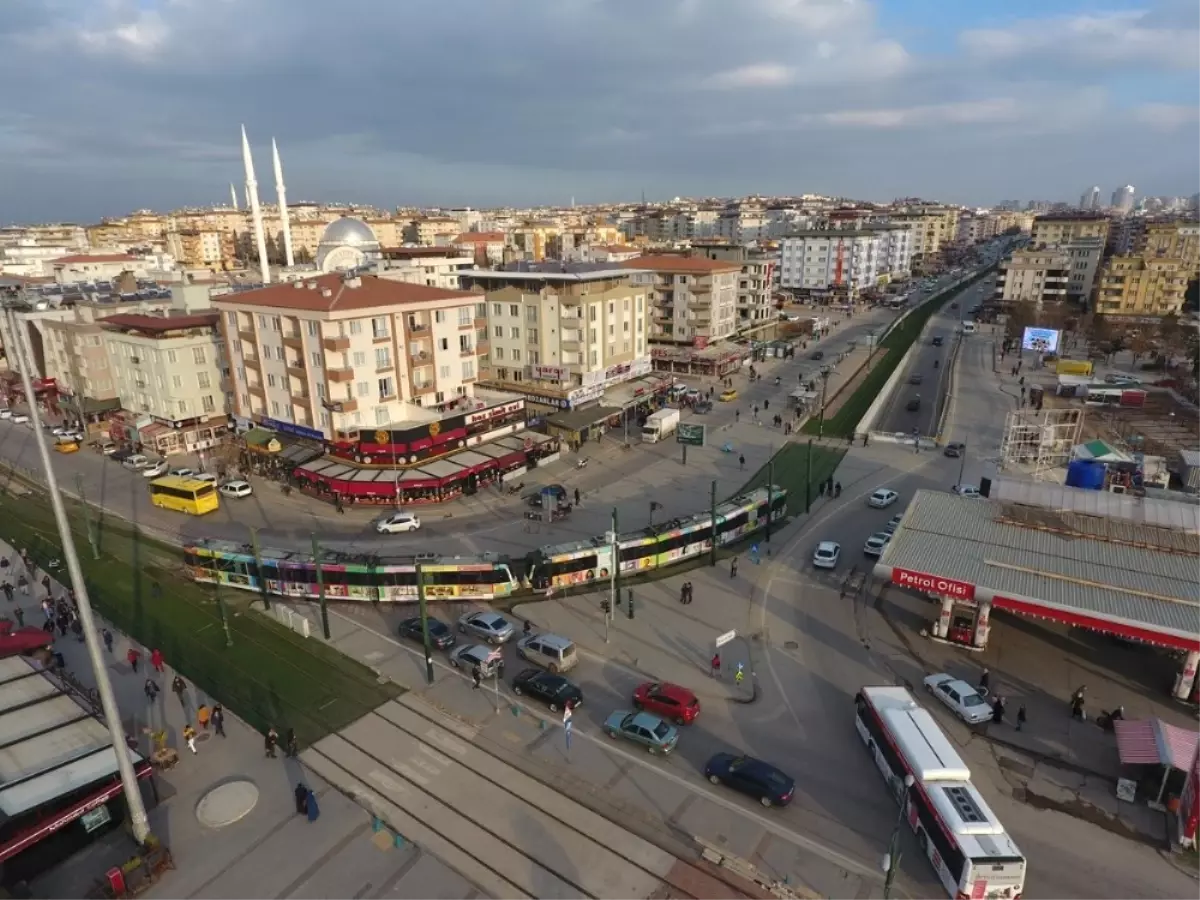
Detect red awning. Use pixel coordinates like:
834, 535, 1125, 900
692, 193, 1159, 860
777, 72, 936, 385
1115, 718, 1200, 770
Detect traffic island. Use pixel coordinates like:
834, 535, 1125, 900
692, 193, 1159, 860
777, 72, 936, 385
735, 442, 846, 517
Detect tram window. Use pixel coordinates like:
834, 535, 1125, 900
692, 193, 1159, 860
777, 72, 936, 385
549, 555, 598, 576
379, 569, 418, 587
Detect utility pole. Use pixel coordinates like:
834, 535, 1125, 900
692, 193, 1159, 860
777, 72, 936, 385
74, 473, 99, 560
416, 563, 434, 683
957, 440, 968, 489
4, 302, 151, 843
249, 526, 270, 610
211, 553, 233, 648
817, 366, 831, 439
765, 448, 775, 544
882, 775, 915, 898
708, 480, 718, 566
312, 533, 330, 639
606, 508, 617, 643
805, 439, 814, 514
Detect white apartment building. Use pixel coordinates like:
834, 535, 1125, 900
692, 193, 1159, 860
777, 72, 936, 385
215, 272, 487, 441
778, 230, 882, 294
376, 247, 474, 290
580, 244, 642, 264
995, 249, 1070, 307
716, 209, 770, 244
1063, 237, 1105, 302
872, 226, 913, 280
0, 240, 75, 278
620, 255, 740, 346
459, 268, 649, 407
50, 254, 155, 284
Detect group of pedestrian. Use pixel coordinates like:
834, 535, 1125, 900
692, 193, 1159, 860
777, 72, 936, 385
978, 668, 1027, 731
678, 582, 694, 605
294, 782, 320, 823
264, 725, 298, 758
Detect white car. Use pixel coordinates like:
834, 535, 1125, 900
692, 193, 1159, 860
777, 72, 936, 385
863, 532, 891, 557
868, 488, 899, 509
923, 673, 992, 725
141, 460, 169, 478
122, 454, 149, 470
219, 480, 253, 498
170, 467, 195, 478
457, 611, 515, 644
812, 541, 841, 569
191, 473, 218, 484
11, 414, 29, 424
0, 409, 11, 419
376, 512, 421, 534
952, 484, 982, 499
883, 514, 904, 535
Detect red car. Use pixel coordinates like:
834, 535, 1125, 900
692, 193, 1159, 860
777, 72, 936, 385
0, 620, 53, 659
633, 681, 700, 725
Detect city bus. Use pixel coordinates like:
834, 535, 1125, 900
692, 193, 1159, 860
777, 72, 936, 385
854, 686, 1026, 899
148, 475, 220, 515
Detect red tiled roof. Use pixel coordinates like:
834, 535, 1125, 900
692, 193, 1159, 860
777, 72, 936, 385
211, 273, 481, 313
452, 231, 505, 244
100, 312, 220, 334
52, 254, 136, 264
620, 254, 741, 274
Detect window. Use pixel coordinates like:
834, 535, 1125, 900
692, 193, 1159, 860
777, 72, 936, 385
457, 306, 471, 325
320, 411, 330, 428
167, 350, 177, 364
439, 364, 452, 379
371, 316, 389, 339
494, 347, 505, 360
177, 400, 188, 414
510, 326, 520, 339
316, 383, 326, 400
512, 348, 522, 362
271, 400, 282, 416
509, 304, 520, 317
348, 320, 363, 335
493, 325, 502, 338
589, 328, 597, 344
378, 376, 395, 399
310, 350, 322, 368
589, 304, 598, 321
356, 380, 369, 397
528, 327, 538, 342
202, 395, 215, 413
374, 406, 389, 425
526, 306, 538, 323
196, 372, 210, 389
608, 302, 614, 315
462, 359, 476, 379
271, 316, 281, 332
375, 347, 392, 369
306, 319, 319, 337
258, 314, 269, 329
459, 334, 472, 352
172, 374, 183, 389
439, 337, 449, 351
435, 310, 446, 324
241, 393, 250, 409
492, 303, 503, 316
529, 350, 539, 365
476, 302, 486, 318
275, 346, 286, 361
353, 351, 366, 367
268, 374, 278, 388
227, 311, 237, 326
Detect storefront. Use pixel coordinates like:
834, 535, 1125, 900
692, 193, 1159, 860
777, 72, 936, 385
106, 411, 229, 457
486, 357, 655, 413
650, 346, 746, 378
545, 406, 623, 449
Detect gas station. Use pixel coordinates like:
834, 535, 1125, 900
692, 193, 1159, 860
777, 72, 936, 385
875, 482, 1200, 702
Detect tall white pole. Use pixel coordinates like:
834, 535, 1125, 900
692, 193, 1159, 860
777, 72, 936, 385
4, 302, 150, 843
272, 139, 296, 269
241, 125, 271, 284
230, 183, 239, 211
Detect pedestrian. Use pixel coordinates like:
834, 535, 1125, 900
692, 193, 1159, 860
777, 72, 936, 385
2, 582, 12, 602
294, 782, 309, 816
42, 598, 53, 621
102, 629, 114, 653
265, 726, 279, 757
171, 675, 186, 707
991, 695, 1005, 725
53, 611, 67, 637
1070, 685, 1086, 720
13, 605, 24, 627
819, 480, 826, 497
523, 619, 532, 637
472, 664, 482, 689
711, 653, 721, 678
574, 488, 581, 506
143, 678, 159, 703
198, 703, 211, 730
150, 648, 164, 673
735, 409, 740, 422
211, 703, 226, 737
306, 788, 320, 823
18, 573, 28, 595
978, 667, 990, 693
730, 556, 738, 578
1016, 703, 1027, 731
285, 727, 299, 758
738, 454, 745, 470
42, 618, 54, 636
679, 584, 687, 604
183, 724, 197, 754
71, 616, 83, 642
686, 582, 694, 604
127, 647, 140, 673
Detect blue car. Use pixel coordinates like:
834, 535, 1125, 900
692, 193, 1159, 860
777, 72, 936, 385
705, 753, 795, 808
603, 710, 679, 755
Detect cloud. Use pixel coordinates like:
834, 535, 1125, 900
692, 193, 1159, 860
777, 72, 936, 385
817, 98, 1024, 129
701, 64, 795, 90
1133, 103, 1200, 130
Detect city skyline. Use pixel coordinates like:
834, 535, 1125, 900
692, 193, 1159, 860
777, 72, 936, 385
1, 0, 1197, 222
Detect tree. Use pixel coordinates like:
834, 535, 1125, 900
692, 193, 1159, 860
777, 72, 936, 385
1128, 334, 1152, 363
294, 246, 313, 265
1005, 300, 1036, 341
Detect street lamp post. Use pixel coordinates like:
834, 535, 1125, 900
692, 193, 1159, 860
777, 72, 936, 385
866, 331, 878, 370
882, 774, 915, 899
816, 366, 832, 439
957, 440, 968, 489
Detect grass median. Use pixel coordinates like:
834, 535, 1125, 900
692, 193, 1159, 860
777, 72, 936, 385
0, 481, 401, 747
735, 441, 846, 517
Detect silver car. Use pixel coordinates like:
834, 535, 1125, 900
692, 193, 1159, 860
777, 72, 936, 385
457, 611, 515, 645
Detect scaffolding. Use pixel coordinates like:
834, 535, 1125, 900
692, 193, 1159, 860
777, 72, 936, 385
998, 408, 1084, 479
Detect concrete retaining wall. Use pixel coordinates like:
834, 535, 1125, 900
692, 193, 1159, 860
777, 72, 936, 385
854, 340, 918, 435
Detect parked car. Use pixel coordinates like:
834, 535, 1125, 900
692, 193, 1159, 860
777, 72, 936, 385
515, 632, 578, 673
512, 668, 582, 713
0, 409, 11, 420
863, 532, 891, 557
943, 442, 965, 458
694, 400, 713, 414
704, 753, 795, 808
525, 484, 568, 509
719, 389, 738, 402
923, 673, 992, 725
11, 414, 28, 424
602, 710, 679, 755
141, 460, 169, 478
632, 681, 700, 725
110, 448, 136, 463
397, 616, 455, 650
810, 350, 824, 360
457, 611, 515, 645
448, 644, 504, 677
868, 488, 899, 508
883, 514, 904, 535
219, 480, 254, 498
192, 473, 218, 484
812, 541, 841, 569
952, 484, 982, 499
376, 511, 421, 533
122, 454, 149, 471
170, 467, 195, 478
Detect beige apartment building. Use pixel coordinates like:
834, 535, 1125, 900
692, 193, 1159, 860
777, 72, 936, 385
458, 268, 649, 406
214, 272, 487, 441
1134, 220, 1200, 276
620, 255, 740, 347
510, 224, 560, 261
1030, 213, 1110, 249
41, 320, 119, 419
1094, 256, 1189, 318
166, 230, 229, 269
890, 206, 959, 263
403, 217, 462, 246
995, 249, 1070, 307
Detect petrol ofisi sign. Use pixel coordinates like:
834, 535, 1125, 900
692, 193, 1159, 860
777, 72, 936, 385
892, 567, 976, 601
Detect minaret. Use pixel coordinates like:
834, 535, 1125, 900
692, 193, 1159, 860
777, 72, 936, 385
230, 183, 239, 210
272, 138, 296, 268
241, 125, 271, 284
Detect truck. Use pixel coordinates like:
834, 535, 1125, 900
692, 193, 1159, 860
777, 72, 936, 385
641, 408, 680, 444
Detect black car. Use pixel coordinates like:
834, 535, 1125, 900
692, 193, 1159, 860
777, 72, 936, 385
397, 616, 455, 650
704, 753, 795, 808
944, 442, 965, 458
526, 484, 568, 508
110, 447, 136, 463
931, 336, 944, 347
511, 668, 582, 713
906, 396, 921, 412
810, 350, 824, 360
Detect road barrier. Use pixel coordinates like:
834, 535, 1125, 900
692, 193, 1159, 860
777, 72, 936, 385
854, 340, 919, 435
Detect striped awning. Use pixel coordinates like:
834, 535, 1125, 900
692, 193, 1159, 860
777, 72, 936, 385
1114, 718, 1199, 770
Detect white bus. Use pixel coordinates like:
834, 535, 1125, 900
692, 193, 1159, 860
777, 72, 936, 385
854, 686, 1026, 899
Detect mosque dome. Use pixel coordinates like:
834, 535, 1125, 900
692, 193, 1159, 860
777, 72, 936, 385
316, 216, 382, 273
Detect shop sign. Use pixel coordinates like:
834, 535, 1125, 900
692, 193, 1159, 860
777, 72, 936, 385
581, 356, 652, 388
467, 400, 524, 426
532, 364, 566, 382
893, 567, 975, 601
676, 423, 706, 447
259, 416, 324, 442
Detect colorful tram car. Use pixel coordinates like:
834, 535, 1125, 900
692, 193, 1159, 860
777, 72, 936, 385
528, 485, 786, 591
184, 540, 519, 602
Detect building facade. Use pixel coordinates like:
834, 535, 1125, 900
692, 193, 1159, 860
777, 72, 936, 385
1094, 257, 1189, 318
995, 249, 1069, 307
778, 230, 882, 294
1063, 237, 1105, 303
1030, 213, 1111, 250
620, 255, 740, 346
691, 243, 775, 331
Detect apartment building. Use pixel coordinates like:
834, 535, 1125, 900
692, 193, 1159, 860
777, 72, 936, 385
449, 232, 507, 267
1063, 237, 1105, 303
1134, 220, 1200, 276
994, 249, 1069, 307
956, 213, 1001, 244
778, 230, 884, 295
459, 267, 649, 408
215, 272, 486, 441
579, 244, 642, 264
377, 247, 474, 290
889, 207, 959, 262
716, 209, 770, 244
166, 230, 228, 269
620, 255, 740, 346
1030, 212, 1110, 250
1094, 257, 1189, 318
41, 320, 118, 418
993, 211, 1035, 235
403, 216, 464, 246
99, 313, 228, 455
50, 254, 153, 284
510, 224, 560, 261
691, 243, 775, 331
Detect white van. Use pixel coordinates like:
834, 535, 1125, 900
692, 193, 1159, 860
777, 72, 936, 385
961, 321, 977, 334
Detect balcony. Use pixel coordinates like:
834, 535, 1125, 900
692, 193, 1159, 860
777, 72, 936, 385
327, 367, 354, 383
406, 322, 430, 334
371, 331, 391, 344
286, 360, 306, 378
322, 335, 350, 352
408, 348, 433, 365
238, 328, 255, 343
283, 335, 304, 352
475, 339, 489, 354
411, 380, 436, 396
291, 387, 310, 403
248, 383, 265, 397
322, 397, 358, 414
460, 346, 475, 358
243, 356, 260, 370
458, 318, 475, 331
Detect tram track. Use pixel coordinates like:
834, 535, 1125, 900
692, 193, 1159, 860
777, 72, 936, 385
303, 693, 755, 900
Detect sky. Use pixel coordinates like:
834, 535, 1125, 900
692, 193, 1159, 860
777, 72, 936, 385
1, 0, 1197, 222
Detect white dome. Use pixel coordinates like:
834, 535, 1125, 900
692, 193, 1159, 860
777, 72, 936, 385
319, 217, 379, 249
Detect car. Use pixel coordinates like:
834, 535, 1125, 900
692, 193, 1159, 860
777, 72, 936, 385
810, 350, 824, 360
602, 710, 679, 755
0, 621, 54, 660
11, 414, 28, 424
376, 511, 420, 533
908, 373, 924, 385
169, 467, 195, 478
0, 409, 11, 419
516, 632, 578, 673
525, 484, 567, 508
923, 673, 992, 725
192, 473, 218, 484
883, 514, 904, 535
95, 441, 117, 455
1104, 374, 1139, 386
50, 426, 68, 436
633, 681, 700, 725
905, 396, 921, 412
219, 480, 254, 498
863, 532, 891, 557
943, 442, 965, 458
448, 644, 504, 677
812, 541, 841, 569
122, 454, 149, 471
397, 616, 455, 650
141, 460, 169, 478
931, 336, 944, 347
704, 753, 795, 808
952, 484, 982, 499
868, 488, 899, 508
949, 302, 959, 310
457, 611, 515, 645
512, 668, 583, 713
110, 448, 136, 463
694, 400, 713, 414
719, 389, 738, 402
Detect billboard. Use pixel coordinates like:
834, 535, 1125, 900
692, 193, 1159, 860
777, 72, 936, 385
1022, 327, 1061, 354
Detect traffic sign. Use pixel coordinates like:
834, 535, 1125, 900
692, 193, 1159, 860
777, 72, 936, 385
715, 629, 737, 648
676, 423, 706, 447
